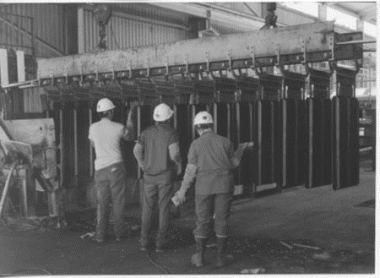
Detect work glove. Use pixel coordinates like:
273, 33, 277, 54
239, 142, 254, 150
174, 188, 187, 205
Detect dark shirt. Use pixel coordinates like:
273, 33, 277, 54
137, 123, 179, 183
187, 131, 235, 195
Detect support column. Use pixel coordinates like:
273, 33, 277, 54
356, 19, 364, 32
78, 7, 85, 54
318, 3, 327, 21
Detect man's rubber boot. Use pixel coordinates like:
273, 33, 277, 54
191, 237, 207, 267
216, 237, 227, 267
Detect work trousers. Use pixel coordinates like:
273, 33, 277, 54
193, 193, 233, 239
141, 181, 173, 246
94, 162, 126, 240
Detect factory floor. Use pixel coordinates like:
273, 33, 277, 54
0, 166, 376, 275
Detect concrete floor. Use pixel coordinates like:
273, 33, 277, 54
0, 168, 376, 275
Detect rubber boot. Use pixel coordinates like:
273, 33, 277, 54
216, 237, 227, 267
191, 237, 207, 267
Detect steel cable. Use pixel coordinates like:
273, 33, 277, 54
146, 252, 170, 274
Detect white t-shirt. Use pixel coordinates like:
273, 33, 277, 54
88, 118, 125, 170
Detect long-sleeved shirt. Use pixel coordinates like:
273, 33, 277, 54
187, 130, 235, 195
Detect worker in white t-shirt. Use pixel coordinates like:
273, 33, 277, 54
88, 98, 136, 243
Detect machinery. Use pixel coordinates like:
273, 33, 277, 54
0, 21, 364, 207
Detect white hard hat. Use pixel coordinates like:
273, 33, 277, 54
153, 103, 174, 122
194, 111, 214, 125
96, 98, 115, 112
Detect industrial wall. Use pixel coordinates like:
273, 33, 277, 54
79, 3, 189, 53
0, 3, 66, 57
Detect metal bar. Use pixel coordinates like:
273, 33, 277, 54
282, 100, 287, 187
89, 103, 93, 177
346, 98, 352, 187
173, 104, 178, 130
37, 22, 336, 79
0, 163, 17, 218
213, 103, 218, 134
236, 103, 241, 144
320, 100, 326, 184
137, 105, 142, 179
334, 98, 341, 190
19, 170, 28, 217
191, 105, 196, 141
294, 100, 299, 185
73, 104, 78, 186
307, 99, 313, 188
270, 101, 275, 182
59, 106, 64, 187
257, 101, 262, 186
2, 80, 38, 89
227, 103, 231, 141
335, 39, 376, 45
249, 102, 253, 142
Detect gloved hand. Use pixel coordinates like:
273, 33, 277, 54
239, 142, 254, 150
174, 188, 187, 205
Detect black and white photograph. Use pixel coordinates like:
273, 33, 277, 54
0, 1, 377, 276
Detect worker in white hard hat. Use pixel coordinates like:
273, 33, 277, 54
88, 98, 137, 243
133, 103, 182, 252
174, 111, 253, 268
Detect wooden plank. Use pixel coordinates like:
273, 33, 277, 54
37, 21, 335, 79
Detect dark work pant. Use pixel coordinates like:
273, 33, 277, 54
193, 193, 233, 239
94, 162, 126, 239
140, 181, 173, 246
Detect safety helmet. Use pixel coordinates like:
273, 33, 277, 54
193, 111, 214, 125
96, 98, 115, 112
153, 103, 174, 122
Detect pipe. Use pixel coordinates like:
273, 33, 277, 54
0, 162, 17, 218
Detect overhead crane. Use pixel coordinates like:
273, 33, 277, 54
0, 21, 364, 202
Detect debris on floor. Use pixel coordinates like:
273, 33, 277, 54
293, 243, 321, 250
313, 251, 332, 261
240, 268, 265, 274
279, 240, 293, 250
80, 231, 95, 240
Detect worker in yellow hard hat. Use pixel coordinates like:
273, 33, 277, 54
133, 103, 182, 252
174, 111, 253, 268
88, 98, 136, 243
